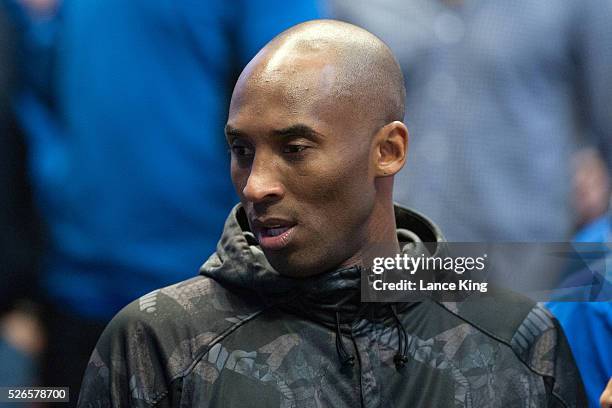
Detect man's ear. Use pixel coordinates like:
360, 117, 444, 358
373, 121, 409, 177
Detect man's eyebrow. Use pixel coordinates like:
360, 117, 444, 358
224, 125, 244, 138
225, 124, 325, 141
271, 124, 325, 140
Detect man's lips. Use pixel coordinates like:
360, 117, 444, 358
251, 218, 297, 250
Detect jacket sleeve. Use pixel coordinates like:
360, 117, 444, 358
514, 305, 587, 408
77, 302, 172, 408
547, 317, 588, 408
452, 292, 589, 407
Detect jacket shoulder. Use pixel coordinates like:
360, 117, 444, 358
78, 275, 265, 407
438, 287, 586, 407
121, 274, 264, 339
439, 286, 537, 345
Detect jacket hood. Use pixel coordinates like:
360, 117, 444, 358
200, 203, 445, 312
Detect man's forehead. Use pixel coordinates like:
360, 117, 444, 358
260, 37, 333, 74
233, 50, 339, 102
228, 56, 346, 131
226, 94, 328, 140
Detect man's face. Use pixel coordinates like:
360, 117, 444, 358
225, 56, 378, 277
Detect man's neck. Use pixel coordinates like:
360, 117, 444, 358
339, 200, 401, 271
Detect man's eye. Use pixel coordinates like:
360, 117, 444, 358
231, 145, 254, 157
283, 145, 309, 154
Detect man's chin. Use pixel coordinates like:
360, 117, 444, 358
265, 253, 324, 279
263, 243, 354, 278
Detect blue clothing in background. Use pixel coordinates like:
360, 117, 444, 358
12, 0, 321, 320
574, 216, 610, 243
548, 215, 612, 408
548, 302, 612, 408
0, 337, 37, 408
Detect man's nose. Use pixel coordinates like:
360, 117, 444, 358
242, 155, 284, 203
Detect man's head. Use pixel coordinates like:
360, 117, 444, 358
225, 19, 408, 277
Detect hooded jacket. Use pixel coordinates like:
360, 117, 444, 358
78, 204, 586, 407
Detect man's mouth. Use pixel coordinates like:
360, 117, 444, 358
252, 219, 297, 250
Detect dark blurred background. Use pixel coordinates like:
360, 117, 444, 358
0, 1, 610, 407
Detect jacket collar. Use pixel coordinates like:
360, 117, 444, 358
199, 203, 446, 319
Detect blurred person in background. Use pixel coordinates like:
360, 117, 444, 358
0, 0, 45, 403
330, 0, 612, 242
4, 0, 320, 405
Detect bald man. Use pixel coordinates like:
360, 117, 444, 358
77, 20, 585, 407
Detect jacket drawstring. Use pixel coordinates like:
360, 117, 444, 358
333, 304, 408, 369
390, 305, 409, 369
335, 311, 355, 367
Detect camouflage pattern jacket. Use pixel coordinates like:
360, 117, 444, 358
78, 204, 586, 407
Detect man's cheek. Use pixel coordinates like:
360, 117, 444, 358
302, 163, 361, 201
230, 169, 248, 197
